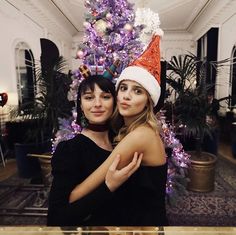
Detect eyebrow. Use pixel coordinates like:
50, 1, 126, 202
133, 85, 143, 89
121, 82, 143, 89
82, 91, 93, 95
82, 90, 111, 95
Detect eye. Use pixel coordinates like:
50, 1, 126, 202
102, 94, 112, 99
83, 95, 94, 100
134, 88, 143, 95
119, 84, 127, 91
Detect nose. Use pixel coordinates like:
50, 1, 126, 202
94, 97, 102, 107
123, 90, 131, 100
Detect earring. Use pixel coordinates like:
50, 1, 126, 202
81, 112, 88, 128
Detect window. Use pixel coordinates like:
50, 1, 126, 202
230, 46, 236, 107
197, 28, 219, 88
15, 42, 36, 112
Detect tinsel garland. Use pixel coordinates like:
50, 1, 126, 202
158, 110, 190, 204
52, 116, 81, 153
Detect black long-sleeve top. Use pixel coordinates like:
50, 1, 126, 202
47, 134, 115, 226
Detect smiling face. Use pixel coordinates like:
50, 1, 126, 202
117, 80, 148, 124
81, 84, 114, 125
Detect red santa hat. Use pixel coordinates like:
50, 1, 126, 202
116, 35, 161, 106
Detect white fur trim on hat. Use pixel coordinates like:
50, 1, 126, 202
116, 66, 161, 106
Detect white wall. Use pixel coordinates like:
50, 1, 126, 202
0, 1, 73, 105
71, 33, 84, 71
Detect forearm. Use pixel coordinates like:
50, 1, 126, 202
69, 157, 114, 203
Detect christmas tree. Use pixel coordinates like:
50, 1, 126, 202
53, 0, 144, 149
158, 111, 190, 205
75, 0, 143, 71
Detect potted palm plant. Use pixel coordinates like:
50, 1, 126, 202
167, 54, 217, 192
10, 56, 72, 182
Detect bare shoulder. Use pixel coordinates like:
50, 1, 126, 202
115, 125, 165, 166
134, 126, 166, 165
117, 125, 156, 152
124, 125, 162, 150
129, 125, 158, 139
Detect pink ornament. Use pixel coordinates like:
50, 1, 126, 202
106, 12, 112, 20
98, 57, 105, 64
112, 52, 118, 59
124, 23, 133, 32
76, 50, 84, 59
83, 22, 90, 29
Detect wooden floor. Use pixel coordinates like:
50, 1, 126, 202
218, 141, 236, 164
0, 141, 235, 182
0, 159, 17, 182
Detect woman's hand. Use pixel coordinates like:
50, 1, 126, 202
105, 152, 143, 192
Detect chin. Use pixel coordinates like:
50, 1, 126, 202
91, 118, 108, 124
118, 110, 128, 117
119, 113, 133, 118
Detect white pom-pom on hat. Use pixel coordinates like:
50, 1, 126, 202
134, 8, 164, 44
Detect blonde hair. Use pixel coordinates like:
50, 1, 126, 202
111, 94, 160, 145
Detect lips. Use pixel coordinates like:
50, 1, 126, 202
119, 102, 130, 109
91, 111, 105, 116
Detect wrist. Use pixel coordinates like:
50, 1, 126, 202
105, 180, 116, 192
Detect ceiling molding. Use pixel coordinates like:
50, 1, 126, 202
5, 0, 74, 42
5, 0, 233, 40
189, 0, 235, 40
50, 0, 81, 33
187, 0, 213, 31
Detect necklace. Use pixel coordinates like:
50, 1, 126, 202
86, 122, 109, 132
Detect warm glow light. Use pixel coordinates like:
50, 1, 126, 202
6, 92, 18, 105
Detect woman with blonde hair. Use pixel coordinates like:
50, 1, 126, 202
69, 34, 168, 226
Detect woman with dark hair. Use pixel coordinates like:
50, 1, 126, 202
47, 75, 142, 226
69, 35, 169, 226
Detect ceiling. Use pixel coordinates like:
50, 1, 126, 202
51, 0, 211, 34
68, 0, 211, 32
5, 0, 212, 37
